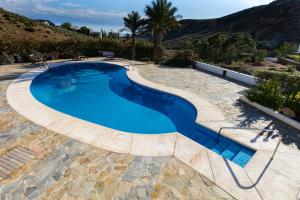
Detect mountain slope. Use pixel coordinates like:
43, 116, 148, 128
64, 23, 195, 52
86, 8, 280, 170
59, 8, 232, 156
165, 0, 300, 48
0, 8, 90, 41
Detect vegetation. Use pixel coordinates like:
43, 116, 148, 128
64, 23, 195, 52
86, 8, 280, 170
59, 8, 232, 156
256, 71, 300, 94
275, 43, 298, 57
0, 38, 154, 65
245, 71, 300, 119
77, 26, 91, 36
164, 50, 196, 68
287, 92, 300, 113
145, 0, 181, 64
164, 0, 300, 49
61, 22, 73, 31
252, 49, 268, 65
192, 32, 257, 64
122, 11, 146, 60
245, 80, 285, 110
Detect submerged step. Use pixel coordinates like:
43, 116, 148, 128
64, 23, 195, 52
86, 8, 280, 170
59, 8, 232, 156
204, 139, 217, 149
232, 148, 255, 167
221, 144, 241, 160
211, 141, 230, 154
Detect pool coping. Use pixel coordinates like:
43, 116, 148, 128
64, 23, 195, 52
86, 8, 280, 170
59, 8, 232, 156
6, 60, 293, 199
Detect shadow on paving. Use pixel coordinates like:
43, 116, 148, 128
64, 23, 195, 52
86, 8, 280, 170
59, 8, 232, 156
0, 64, 41, 82
235, 99, 300, 150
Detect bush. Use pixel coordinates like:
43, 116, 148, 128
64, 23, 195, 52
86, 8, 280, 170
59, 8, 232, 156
0, 52, 13, 65
287, 92, 300, 113
252, 49, 268, 65
245, 80, 286, 110
194, 32, 257, 64
164, 50, 196, 67
256, 71, 300, 95
0, 37, 154, 65
24, 26, 35, 32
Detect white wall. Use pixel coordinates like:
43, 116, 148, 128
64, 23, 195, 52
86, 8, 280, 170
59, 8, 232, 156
195, 61, 257, 86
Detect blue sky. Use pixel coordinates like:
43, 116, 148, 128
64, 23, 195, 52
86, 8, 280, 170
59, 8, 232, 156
0, 0, 273, 31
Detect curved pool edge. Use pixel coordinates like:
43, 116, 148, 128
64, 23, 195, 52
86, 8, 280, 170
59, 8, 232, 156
6, 61, 265, 154
6, 60, 277, 199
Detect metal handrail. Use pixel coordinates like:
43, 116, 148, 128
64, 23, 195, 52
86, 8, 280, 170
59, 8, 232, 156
43, 61, 50, 71
217, 127, 276, 142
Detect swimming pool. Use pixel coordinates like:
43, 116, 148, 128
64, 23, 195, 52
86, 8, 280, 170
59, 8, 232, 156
30, 62, 255, 167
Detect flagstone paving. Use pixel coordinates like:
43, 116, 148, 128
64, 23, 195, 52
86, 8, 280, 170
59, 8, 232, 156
1, 60, 300, 200
0, 63, 233, 199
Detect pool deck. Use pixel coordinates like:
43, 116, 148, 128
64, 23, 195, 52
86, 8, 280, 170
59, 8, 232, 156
1, 58, 300, 199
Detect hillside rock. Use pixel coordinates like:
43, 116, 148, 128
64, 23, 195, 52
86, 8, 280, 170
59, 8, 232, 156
165, 0, 300, 48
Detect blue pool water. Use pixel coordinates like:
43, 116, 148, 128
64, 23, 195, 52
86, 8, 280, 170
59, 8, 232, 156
30, 62, 255, 167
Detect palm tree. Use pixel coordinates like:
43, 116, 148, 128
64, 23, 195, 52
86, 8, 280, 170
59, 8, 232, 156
122, 11, 146, 60
145, 0, 181, 64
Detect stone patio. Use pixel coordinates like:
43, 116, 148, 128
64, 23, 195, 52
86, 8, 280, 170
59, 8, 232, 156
0, 63, 234, 199
1, 59, 300, 199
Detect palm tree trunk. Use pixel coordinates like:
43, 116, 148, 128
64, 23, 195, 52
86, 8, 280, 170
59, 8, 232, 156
154, 32, 163, 64
131, 35, 136, 60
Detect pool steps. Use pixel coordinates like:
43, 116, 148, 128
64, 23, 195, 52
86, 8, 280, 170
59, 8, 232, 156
186, 126, 255, 167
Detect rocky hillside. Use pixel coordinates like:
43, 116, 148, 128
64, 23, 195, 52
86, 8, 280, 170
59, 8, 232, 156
0, 8, 89, 41
165, 0, 300, 48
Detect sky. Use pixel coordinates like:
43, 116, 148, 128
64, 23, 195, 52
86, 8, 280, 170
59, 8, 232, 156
0, 0, 274, 31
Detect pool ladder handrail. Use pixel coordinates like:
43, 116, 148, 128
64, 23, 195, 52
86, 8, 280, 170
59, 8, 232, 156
43, 61, 50, 71
217, 127, 282, 159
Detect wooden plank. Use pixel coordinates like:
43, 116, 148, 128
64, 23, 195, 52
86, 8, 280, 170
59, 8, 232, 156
0, 170, 9, 179
14, 149, 34, 159
0, 157, 19, 169
8, 152, 29, 163
10, 151, 31, 161
17, 147, 35, 156
0, 165, 11, 175
0, 160, 16, 171
3, 155, 24, 166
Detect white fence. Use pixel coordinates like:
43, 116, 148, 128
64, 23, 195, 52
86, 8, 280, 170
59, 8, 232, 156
195, 61, 257, 86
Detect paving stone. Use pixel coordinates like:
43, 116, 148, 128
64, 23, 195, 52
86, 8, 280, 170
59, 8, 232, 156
0, 61, 276, 199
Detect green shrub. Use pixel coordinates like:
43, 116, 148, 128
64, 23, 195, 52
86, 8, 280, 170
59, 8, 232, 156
245, 80, 286, 110
255, 71, 300, 95
287, 92, 300, 113
0, 52, 13, 65
252, 49, 268, 65
195, 32, 257, 64
0, 37, 154, 65
24, 26, 35, 32
285, 65, 296, 73
164, 50, 196, 67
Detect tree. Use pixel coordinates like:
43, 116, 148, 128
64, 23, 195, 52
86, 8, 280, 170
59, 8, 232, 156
101, 29, 107, 38
108, 31, 119, 39
275, 42, 297, 57
77, 26, 91, 36
145, 0, 181, 64
122, 11, 146, 60
61, 22, 73, 30
195, 32, 257, 64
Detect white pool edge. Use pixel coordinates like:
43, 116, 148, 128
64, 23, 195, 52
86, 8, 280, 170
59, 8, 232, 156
6, 60, 282, 199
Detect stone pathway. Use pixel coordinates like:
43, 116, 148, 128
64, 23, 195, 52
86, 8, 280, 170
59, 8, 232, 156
0, 64, 233, 199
